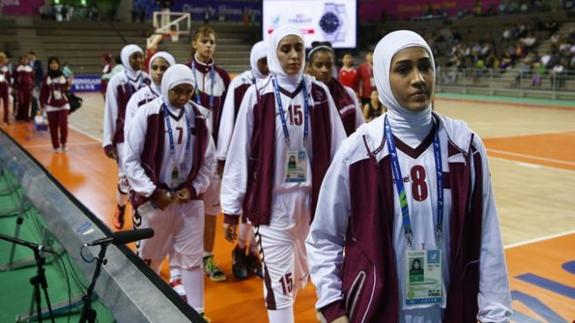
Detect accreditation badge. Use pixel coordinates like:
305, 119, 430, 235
0, 74, 5, 82
53, 90, 62, 100
404, 249, 443, 307
285, 150, 307, 183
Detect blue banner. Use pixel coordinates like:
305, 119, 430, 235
133, 0, 160, 19
172, 0, 262, 23
72, 75, 101, 92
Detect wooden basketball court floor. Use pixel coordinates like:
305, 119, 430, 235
0, 93, 573, 322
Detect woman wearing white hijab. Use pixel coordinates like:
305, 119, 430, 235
217, 40, 269, 281
103, 44, 151, 230
221, 26, 346, 322
124, 64, 215, 317
217, 40, 268, 162
124, 51, 175, 136
123, 51, 192, 298
306, 30, 512, 323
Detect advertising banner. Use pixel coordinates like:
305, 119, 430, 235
171, 0, 261, 23
71, 74, 101, 93
263, 0, 357, 48
359, 0, 500, 21
1, 0, 44, 16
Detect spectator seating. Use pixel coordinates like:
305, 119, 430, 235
0, 18, 258, 75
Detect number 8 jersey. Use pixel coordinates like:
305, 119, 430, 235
390, 120, 447, 251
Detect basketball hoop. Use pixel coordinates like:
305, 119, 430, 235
149, 11, 189, 48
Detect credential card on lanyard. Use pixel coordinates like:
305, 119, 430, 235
285, 150, 307, 183
404, 249, 443, 307
163, 104, 191, 188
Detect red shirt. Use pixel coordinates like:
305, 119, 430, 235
338, 67, 359, 93
357, 62, 374, 99
144, 48, 158, 73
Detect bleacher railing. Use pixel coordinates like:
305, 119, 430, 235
436, 67, 575, 100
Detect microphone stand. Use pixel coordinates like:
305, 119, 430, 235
0, 233, 55, 323
78, 243, 108, 323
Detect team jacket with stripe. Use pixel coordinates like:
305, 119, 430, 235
306, 113, 512, 323
221, 75, 346, 225
14, 65, 34, 90
325, 78, 364, 136
124, 84, 161, 136
40, 75, 70, 110
187, 57, 230, 146
103, 71, 150, 148
216, 70, 256, 161
124, 97, 216, 208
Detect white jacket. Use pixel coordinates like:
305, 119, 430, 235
306, 112, 512, 322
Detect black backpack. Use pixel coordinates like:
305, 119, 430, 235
67, 91, 83, 114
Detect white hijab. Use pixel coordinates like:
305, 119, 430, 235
120, 44, 143, 77
148, 51, 176, 92
250, 41, 268, 80
267, 25, 305, 91
373, 30, 436, 146
161, 64, 196, 110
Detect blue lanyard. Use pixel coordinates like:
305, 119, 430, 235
271, 74, 309, 145
384, 116, 444, 248
190, 61, 215, 110
162, 103, 192, 169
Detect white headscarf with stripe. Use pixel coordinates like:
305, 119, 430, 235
120, 44, 143, 75
161, 64, 196, 109
148, 51, 176, 73
267, 25, 305, 91
250, 41, 268, 80
148, 51, 176, 92
373, 30, 435, 146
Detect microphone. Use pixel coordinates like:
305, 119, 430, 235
84, 228, 154, 247
0, 233, 55, 253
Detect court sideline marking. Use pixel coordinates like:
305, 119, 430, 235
504, 230, 575, 249
487, 148, 575, 166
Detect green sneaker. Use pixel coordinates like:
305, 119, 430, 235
203, 255, 226, 282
